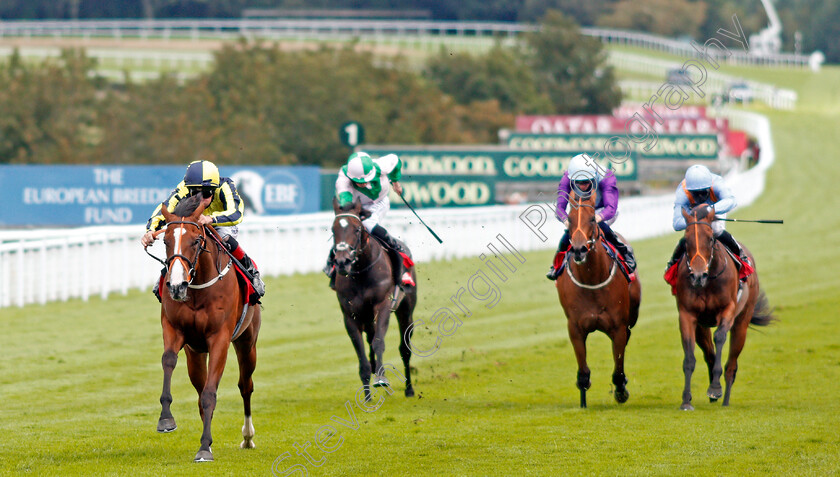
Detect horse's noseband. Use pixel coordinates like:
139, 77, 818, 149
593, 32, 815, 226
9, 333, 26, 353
164, 220, 207, 283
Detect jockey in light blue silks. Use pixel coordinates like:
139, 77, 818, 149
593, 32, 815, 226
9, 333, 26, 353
546, 153, 637, 280
665, 164, 750, 270
324, 151, 416, 290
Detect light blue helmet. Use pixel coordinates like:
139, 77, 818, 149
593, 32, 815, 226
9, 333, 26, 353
685, 165, 713, 190
567, 154, 599, 182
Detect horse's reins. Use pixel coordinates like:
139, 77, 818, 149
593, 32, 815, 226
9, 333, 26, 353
333, 213, 384, 275
684, 219, 728, 280
145, 221, 232, 289
565, 196, 617, 290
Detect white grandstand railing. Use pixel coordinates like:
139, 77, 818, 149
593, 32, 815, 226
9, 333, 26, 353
611, 52, 798, 110
0, 19, 819, 69
0, 109, 773, 308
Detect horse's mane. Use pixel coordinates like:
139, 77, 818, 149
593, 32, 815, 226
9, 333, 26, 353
173, 194, 203, 217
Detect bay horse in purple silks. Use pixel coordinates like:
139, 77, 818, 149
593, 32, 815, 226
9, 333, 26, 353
556, 191, 642, 408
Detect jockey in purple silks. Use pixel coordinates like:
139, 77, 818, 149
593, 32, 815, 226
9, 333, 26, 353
546, 153, 637, 280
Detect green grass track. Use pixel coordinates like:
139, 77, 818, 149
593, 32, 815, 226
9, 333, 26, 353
1, 66, 839, 476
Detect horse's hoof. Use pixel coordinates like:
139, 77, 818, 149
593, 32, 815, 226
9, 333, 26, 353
707, 389, 722, 400
240, 439, 256, 449
194, 449, 214, 462
405, 387, 415, 398
372, 376, 390, 388
614, 388, 630, 404
709, 397, 719, 403
157, 418, 177, 433
680, 403, 695, 411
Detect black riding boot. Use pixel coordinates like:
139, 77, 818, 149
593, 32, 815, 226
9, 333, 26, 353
717, 230, 748, 263
666, 237, 687, 270
152, 266, 165, 302
324, 247, 336, 289
371, 225, 407, 287
546, 230, 571, 280
224, 236, 265, 297
238, 253, 266, 297
599, 223, 637, 272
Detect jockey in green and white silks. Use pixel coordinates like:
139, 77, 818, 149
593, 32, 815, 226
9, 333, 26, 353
325, 151, 416, 289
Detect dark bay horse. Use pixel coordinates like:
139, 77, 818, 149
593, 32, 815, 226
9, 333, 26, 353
154, 194, 261, 462
556, 191, 642, 408
332, 199, 416, 399
674, 205, 774, 410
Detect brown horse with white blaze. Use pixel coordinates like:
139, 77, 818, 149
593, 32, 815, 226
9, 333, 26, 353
556, 191, 641, 408
153, 194, 261, 462
674, 204, 774, 410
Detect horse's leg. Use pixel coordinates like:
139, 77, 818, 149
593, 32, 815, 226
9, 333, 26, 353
696, 325, 718, 402
722, 317, 750, 406
567, 323, 590, 408
365, 320, 377, 383
679, 311, 697, 410
371, 302, 392, 388
610, 326, 630, 404
343, 314, 372, 402
194, 335, 231, 463
158, 315, 184, 433
709, 306, 736, 402
185, 347, 208, 420
233, 322, 259, 449
396, 303, 415, 398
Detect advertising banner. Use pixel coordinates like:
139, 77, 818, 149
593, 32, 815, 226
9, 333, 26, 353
506, 134, 718, 160
515, 115, 728, 136
362, 147, 638, 182
0, 165, 321, 226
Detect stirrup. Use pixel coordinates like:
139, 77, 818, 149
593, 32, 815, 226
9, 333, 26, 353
250, 270, 266, 296
546, 266, 559, 281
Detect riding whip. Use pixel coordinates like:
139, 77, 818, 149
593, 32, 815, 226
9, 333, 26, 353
397, 192, 443, 244
715, 218, 784, 224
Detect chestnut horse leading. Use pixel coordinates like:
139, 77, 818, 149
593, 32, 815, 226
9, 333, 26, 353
150, 194, 261, 462
673, 205, 774, 410
556, 191, 642, 408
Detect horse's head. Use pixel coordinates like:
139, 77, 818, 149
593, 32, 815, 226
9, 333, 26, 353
682, 204, 716, 288
332, 197, 368, 277
161, 194, 209, 301
567, 190, 599, 264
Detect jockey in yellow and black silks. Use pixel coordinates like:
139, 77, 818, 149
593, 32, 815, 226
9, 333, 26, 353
141, 160, 265, 297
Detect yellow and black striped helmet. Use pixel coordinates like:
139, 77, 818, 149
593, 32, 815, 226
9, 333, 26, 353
184, 160, 220, 189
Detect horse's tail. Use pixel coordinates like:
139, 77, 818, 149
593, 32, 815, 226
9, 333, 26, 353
750, 289, 776, 327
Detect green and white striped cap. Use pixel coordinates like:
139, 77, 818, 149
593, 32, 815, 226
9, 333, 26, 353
344, 152, 377, 184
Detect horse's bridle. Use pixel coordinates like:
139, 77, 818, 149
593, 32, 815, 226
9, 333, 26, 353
146, 220, 210, 285
570, 201, 601, 256
684, 219, 727, 280
333, 213, 373, 272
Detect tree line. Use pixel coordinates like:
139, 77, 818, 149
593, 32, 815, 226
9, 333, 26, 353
1, 0, 836, 63
0, 11, 620, 166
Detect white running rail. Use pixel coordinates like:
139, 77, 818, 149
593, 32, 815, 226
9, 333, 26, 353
0, 108, 773, 307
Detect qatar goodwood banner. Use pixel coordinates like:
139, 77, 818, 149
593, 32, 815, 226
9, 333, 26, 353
505, 133, 719, 160
515, 115, 728, 136
0, 165, 321, 226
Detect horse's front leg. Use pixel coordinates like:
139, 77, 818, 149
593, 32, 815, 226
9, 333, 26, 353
610, 325, 630, 404
158, 314, 184, 433
194, 334, 231, 463
567, 322, 590, 408
371, 301, 392, 388
709, 304, 737, 401
679, 310, 698, 410
343, 312, 372, 401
